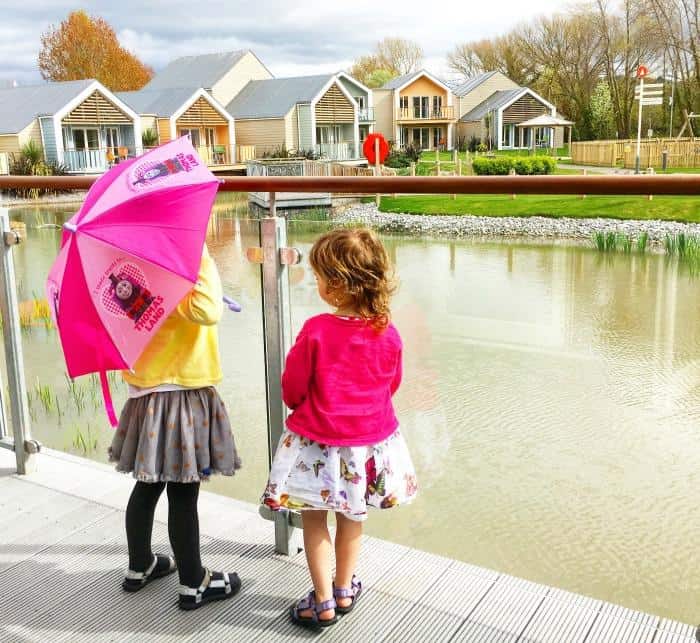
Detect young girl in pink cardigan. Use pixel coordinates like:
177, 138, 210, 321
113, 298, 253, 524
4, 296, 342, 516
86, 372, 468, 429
262, 227, 417, 629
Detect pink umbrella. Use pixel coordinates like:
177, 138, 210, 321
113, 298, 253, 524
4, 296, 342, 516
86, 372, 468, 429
46, 137, 226, 426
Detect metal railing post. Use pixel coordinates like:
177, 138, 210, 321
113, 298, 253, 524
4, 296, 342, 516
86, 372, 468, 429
0, 208, 39, 473
254, 193, 303, 555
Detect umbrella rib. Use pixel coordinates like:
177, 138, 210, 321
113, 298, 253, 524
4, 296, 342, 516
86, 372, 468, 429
75, 228, 198, 282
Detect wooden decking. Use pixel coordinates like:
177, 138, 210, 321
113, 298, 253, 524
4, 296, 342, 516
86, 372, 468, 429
0, 447, 695, 643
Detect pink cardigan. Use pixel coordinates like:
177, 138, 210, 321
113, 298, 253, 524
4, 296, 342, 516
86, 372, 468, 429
281, 313, 402, 446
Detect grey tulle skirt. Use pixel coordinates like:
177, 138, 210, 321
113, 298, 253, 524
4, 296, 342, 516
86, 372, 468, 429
108, 387, 241, 483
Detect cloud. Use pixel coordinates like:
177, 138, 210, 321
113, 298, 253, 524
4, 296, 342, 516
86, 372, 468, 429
0, 0, 565, 84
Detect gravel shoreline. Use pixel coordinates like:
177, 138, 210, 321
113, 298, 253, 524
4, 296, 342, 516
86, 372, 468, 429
332, 203, 700, 244
0, 192, 89, 207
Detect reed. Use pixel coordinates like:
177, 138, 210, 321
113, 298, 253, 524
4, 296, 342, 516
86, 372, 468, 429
71, 422, 98, 455
34, 378, 55, 413
636, 232, 649, 254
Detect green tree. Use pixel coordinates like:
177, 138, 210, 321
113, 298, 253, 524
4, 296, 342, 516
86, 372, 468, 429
590, 81, 617, 139
365, 69, 395, 88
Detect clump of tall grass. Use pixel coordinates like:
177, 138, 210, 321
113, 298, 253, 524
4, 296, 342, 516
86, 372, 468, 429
65, 375, 87, 414
593, 231, 650, 255
664, 233, 700, 275
593, 231, 619, 252
636, 232, 649, 254
34, 378, 55, 413
619, 235, 633, 254
71, 422, 98, 455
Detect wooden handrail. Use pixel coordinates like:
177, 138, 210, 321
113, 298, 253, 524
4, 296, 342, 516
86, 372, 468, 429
0, 174, 699, 195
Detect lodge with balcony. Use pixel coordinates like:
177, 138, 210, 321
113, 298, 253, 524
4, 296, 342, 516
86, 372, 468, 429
0, 79, 142, 174
373, 70, 457, 150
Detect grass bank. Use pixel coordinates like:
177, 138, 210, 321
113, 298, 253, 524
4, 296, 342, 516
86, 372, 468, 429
378, 194, 700, 223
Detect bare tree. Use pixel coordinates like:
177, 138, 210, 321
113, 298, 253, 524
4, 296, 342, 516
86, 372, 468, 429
376, 38, 424, 75
594, 0, 660, 138
519, 12, 607, 137
447, 43, 484, 78
447, 34, 537, 85
644, 0, 700, 130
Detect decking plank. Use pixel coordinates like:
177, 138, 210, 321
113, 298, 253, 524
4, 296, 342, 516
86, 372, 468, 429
0, 449, 694, 643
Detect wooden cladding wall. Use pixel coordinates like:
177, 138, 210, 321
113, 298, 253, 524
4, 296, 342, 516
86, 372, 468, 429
315, 84, 354, 123
62, 91, 131, 125
502, 95, 548, 124
157, 118, 171, 144
176, 97, 228, 127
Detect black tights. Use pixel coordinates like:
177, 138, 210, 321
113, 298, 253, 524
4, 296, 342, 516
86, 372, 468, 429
125, 481, 205, 587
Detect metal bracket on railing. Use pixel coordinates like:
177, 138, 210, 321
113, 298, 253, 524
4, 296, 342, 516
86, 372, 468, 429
245, 246, 302, 266
3, 230, 21, 246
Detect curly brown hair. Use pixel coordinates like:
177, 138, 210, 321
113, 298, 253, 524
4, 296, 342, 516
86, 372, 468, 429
309, 227, 397, 331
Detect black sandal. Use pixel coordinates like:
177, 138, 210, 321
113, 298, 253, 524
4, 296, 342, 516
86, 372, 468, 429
290, 590, 338, 629
122, 554, 177, 592
334, 575, 362, 615
178, 569, 241, 610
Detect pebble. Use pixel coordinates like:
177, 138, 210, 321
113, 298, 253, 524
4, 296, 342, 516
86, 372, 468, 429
332, 203, 700, 245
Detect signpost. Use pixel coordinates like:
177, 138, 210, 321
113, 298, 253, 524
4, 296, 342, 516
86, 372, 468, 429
634, 66, 663, 174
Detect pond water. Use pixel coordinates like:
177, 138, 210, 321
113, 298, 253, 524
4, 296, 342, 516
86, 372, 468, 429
4, 193, 700, 624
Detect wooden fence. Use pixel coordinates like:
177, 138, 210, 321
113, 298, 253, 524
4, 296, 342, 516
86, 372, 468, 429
302, 160, 395, 177
622, 139, 700, 169
572, 138, 699, 169
571, 141, 622, 167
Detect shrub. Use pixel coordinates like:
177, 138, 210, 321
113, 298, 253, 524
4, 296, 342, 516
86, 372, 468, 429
402, 143, 422, 163
513, 158, 532, 175
6, 151, 68, 198
471, 156, 491, 175
493, 157, 514, 175
471, 155, 556, 176
477, 142, 488, 153
141, 128, 158, 148
541, 157, 557, 174
468, 136, 480, 153
384, 149, 410, 168
21, 140, 43, 166
529, 158, 545, 175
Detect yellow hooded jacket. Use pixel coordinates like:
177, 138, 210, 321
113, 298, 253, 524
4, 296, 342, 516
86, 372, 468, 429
122, 246, 223, 388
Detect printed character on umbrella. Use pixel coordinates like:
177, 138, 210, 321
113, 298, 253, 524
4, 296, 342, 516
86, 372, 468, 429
109, 273, 154, 322
132, 156, 185, 187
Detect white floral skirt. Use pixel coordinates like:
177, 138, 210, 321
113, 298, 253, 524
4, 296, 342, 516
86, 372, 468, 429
261, 428, 418, 522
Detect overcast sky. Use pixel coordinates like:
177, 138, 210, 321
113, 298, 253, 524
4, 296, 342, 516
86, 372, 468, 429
1, 0, 567, 85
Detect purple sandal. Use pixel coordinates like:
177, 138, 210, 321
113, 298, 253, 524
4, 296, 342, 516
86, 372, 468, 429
334, 575, 362, 615
290, 590, 338, 629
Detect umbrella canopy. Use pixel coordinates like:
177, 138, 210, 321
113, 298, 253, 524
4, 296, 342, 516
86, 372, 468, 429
46, 137, 220, 423
518, 114, 574, 127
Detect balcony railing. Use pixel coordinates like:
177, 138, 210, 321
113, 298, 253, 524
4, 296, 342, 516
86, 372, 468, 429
315, 142, 359, 161
358, 107, 375, 122
63, 147, 135, 173
63, 149, 110, 173
397, 106, 455, 121
196, 145, 233, 166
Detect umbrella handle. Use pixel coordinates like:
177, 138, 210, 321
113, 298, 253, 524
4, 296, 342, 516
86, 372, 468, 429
222, 295, 242, 313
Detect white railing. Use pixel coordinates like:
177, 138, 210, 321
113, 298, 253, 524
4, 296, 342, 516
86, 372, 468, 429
64, 147, 136, 173
315, 142, 358, 161
237, 145, 257, 162
64, 149, 109, 173
196, 145, 232, 166
358, 107, 375, 121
